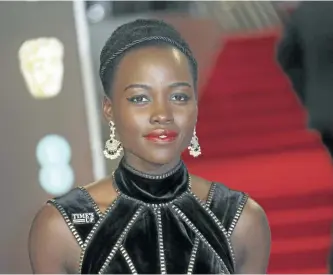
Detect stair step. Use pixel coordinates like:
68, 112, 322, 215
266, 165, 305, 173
272, 235, 331, 254
206, 81, 292, 97
194, 30, 332, 274
204, 86, 296, 99
198, 110, 306, 136
271, 218, 332, 240
218, 46, 275, 63
269, 247, 329, 272
223, 36, 278, 53
185, 149, 333, 198
224, 32, 278, 44
200, 122, 304, 139
268, 206, 333, 226
208, 77, 290, 95
220, 50, 276, 64
257, 189, 333, 211
218, 74, 288, 87
214, 60, 279, 75
199, 95, 301, 118
224, 29, 279, 42
199, 130, 319, 157
201, 85, 297, 103
269, 267, 328, 274
216, 64, 284, 78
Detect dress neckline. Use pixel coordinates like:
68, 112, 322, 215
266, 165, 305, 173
113, 158, 190, 204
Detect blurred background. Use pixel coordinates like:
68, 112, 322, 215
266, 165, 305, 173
1, 0, 333, 273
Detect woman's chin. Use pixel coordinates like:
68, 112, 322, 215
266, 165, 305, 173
123, 145, 184, 168
142, 150, 181, 166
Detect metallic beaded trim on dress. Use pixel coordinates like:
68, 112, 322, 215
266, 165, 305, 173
190, 192, 236, 270
48, 199, 84, 248
99, 206, 144, 274
171, 205, 230, 274
206, 183, 217, 207
120, 245, 138, 274
228, 193, 249, 236
121, 159, 183, 180
187, 183, 216, 274
187, 237, 200, 275
154, 207, 167, 274
78, 186, 103, 217
111, 172, 192, 208
78, 197, 120, 274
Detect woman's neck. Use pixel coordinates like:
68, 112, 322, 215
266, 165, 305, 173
114, 155, 189, 204
122, 153, 182, 177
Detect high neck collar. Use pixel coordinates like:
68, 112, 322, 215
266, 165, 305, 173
113, 158, 190, 204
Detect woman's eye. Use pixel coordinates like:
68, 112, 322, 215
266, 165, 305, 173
127, 95, 150, 104
171, 94, 190, 102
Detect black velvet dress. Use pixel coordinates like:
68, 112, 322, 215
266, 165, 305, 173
49, 159, 248, 274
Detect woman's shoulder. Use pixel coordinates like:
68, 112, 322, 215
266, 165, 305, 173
48, 176, 118, 215
190, 174, 246, 204
29, 179, 118, 273
190, 174, 267, 235
189, 179, 270, 272
29, 200, 81, 273
30, 177, 117, 242
80, 177, 118, 213
29, 178, 117, 261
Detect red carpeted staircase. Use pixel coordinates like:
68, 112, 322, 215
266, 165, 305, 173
183, 29, 333, 273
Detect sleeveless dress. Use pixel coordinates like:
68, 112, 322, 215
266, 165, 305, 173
49, 160, 248, 274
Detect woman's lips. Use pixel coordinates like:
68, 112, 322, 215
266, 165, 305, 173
144, 129, 178, 143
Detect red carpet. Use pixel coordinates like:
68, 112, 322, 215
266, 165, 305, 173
183, 29, 333, 273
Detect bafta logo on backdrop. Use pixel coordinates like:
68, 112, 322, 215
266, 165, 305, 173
18, 37, 64, 99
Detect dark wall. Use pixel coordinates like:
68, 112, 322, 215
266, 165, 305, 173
0, 2, 94, 273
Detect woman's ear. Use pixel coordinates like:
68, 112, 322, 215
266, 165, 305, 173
102, 95, 114, 122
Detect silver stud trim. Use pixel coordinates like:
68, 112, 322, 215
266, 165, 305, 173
228, 194, 248, 236
187, 237, 200, 275
48, 199, 84, 248
112, 172, 192, 208
171, 205, 230, 274
154, 207, 167, 274
187, 183, 216, 274
120, 245, 138, 274
78, 186, 103, 217
98, 206, 144, 274
190, 192, 236, 270
78, 197, 120, 274
121, 158, 184, 180
206, 183, 217, 206
75, 174, 236, 273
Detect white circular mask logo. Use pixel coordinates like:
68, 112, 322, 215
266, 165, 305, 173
36, 135, 74, 196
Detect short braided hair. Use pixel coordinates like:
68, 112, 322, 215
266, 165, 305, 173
99, 19, 198, 96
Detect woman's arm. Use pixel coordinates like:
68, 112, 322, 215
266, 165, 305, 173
28, 204, 79, 273
231, 198, 271, 273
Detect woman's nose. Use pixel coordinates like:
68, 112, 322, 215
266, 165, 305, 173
150, 102, 174, 125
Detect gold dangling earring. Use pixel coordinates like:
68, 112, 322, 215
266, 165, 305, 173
103, 121, 123, 160
188, 128, 201, 157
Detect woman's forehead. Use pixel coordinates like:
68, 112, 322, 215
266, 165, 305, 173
114, 46, 193, 84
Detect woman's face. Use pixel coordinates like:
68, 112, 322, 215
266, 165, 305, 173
103, 45, 197, 166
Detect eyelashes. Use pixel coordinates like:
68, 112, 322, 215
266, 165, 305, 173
127, 95, 149, 104
127, 93, 191, 105
171, 94, 190, 102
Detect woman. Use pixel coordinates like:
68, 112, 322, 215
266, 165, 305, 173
28, 19, 271, 274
